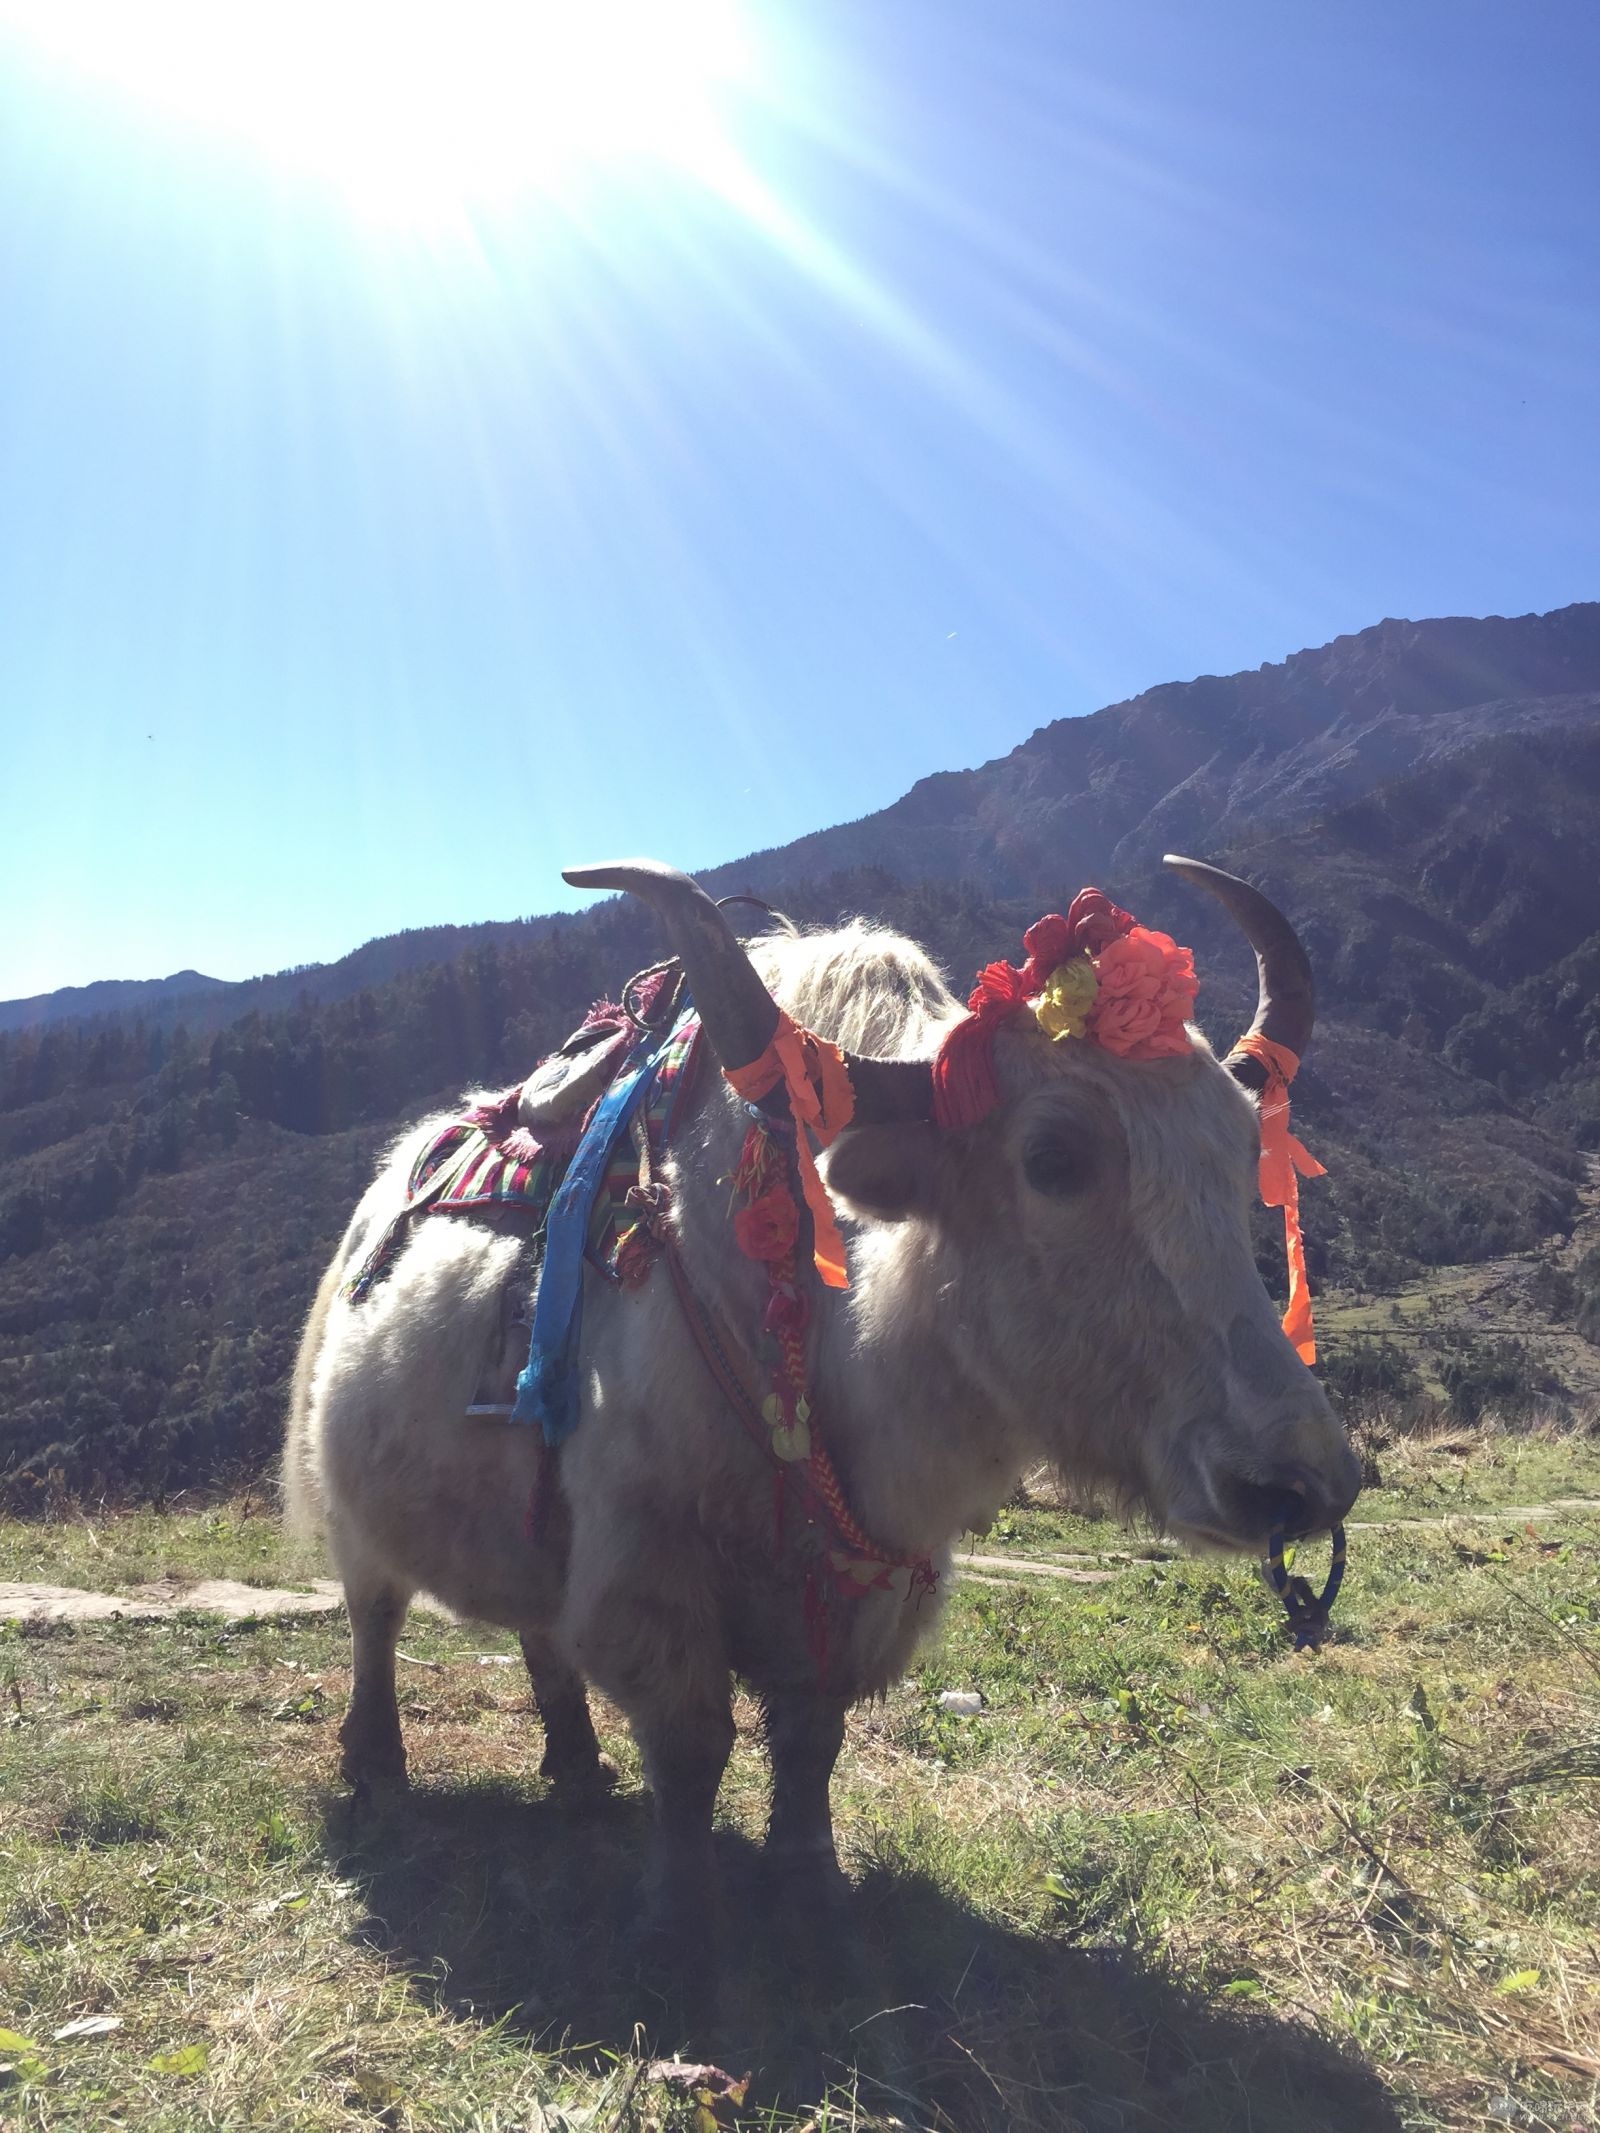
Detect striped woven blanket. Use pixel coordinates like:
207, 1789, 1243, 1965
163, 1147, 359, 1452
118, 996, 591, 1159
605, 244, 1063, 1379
344, 1003, 703, 1305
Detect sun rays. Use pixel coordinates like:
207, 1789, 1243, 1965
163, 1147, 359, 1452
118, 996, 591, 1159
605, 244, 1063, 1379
0, 0, 756, 227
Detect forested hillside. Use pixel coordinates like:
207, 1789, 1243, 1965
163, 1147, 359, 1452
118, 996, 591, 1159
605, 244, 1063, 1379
5, 601, 1600, 1505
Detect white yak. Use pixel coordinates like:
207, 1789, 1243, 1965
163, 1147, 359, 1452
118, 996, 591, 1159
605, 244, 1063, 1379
285, 855, 1359, 1950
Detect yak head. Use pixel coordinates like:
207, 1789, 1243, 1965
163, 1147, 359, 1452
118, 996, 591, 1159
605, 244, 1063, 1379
563, 856, 1360, 1556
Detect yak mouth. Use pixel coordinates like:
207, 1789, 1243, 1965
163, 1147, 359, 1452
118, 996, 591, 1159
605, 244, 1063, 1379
1164, 1515, 1273, 1558
1161, 1458, 1353, 1557
1166, 1513, 1314, 1558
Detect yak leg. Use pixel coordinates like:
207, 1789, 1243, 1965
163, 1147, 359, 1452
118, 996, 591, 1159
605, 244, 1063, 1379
634, 1695, 736, 1950
519, 1630, 615, 1798
563, 1500, 733, 1957
337, 1557, 412, 1792
763, 1687, 849, 1910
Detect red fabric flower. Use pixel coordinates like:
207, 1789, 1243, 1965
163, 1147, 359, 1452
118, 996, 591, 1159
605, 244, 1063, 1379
734, 1186, 801, 1263
935, 891, 1191, 1127
1018, 914, 1073, 990
1065, 887, 1136, 957
1087, 926, 1198, 1059
1018, 892, 1135, 993
964, 958, 1031, 1017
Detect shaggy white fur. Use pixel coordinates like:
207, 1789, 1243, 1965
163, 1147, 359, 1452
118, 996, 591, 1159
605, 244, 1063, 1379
284, 918, 1359, 1930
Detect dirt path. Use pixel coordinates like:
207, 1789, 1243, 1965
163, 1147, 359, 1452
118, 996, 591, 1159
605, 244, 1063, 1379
0, 1575, 451, 1626
8, 1494, 1597, 1620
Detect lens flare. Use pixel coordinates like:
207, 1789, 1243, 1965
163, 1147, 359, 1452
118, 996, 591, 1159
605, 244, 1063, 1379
1, 0, 754, 224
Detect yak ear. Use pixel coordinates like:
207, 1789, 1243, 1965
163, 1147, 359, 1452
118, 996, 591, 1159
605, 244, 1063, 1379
824, 1121, 942, 1223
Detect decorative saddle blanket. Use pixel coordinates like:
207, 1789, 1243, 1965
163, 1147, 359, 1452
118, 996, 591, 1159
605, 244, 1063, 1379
343, 954, 940, 1666
344, 986, 704, 1421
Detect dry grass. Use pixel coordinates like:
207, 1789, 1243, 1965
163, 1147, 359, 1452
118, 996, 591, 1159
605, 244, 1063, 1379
2, 1441, 1600, 2130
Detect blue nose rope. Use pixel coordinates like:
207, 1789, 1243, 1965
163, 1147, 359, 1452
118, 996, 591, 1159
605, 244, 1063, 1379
1264, 1525, 1346, 1650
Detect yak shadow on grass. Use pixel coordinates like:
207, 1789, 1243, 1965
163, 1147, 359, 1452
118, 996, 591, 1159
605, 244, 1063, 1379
325, 1778, 1402, 2133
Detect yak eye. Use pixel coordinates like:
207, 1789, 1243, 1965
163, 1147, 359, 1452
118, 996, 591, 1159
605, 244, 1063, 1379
1023, 1134, 1095, 1198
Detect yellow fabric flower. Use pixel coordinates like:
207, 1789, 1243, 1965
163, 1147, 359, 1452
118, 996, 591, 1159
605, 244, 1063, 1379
1034, 956, 1098, 1041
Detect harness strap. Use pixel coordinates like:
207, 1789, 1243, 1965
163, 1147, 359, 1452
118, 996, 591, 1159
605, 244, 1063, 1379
343, 1127, 488, 1303
633, 1161, 934, 1606
512, 1005, 691, 1441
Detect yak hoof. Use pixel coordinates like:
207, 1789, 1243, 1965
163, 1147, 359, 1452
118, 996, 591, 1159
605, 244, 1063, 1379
339, 1734, 409, 1796
629, 1852, 723, 1972
542, 1750, 620, 1809
624, 1898, 720, 2018
342, 1759, 410, 1798
766, 1844, 850, 1911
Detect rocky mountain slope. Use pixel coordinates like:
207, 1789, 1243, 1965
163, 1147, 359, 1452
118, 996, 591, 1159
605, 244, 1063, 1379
706, 602, 1600, 905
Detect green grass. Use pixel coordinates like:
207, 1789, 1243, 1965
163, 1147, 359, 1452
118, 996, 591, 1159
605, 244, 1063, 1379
1352, 1425, 1600, 1520
0, 1496, 323, 1594
3, 1448, 1600, 2131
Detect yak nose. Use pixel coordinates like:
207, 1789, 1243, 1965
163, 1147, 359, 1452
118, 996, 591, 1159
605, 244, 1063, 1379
1235, 1452, 1361, 1542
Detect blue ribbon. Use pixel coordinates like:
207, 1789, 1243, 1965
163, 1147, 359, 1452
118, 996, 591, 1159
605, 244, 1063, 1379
511, 1010, 687, 1444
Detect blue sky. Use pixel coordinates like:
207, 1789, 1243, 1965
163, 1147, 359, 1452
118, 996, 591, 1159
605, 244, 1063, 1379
2, 0, 1596, 999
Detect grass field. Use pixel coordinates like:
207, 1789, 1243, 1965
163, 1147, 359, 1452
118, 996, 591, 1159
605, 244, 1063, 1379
3, 1430, 1600, 2131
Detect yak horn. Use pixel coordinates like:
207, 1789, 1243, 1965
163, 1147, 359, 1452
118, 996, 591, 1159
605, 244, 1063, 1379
563, 858, 781, 1073
562, 858, 936, 1125
1162, 855, 1314, 1089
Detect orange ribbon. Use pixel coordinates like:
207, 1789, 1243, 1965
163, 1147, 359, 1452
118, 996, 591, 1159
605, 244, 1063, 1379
1232, 1032, 1325, 1367
724, 1012, 857, 1289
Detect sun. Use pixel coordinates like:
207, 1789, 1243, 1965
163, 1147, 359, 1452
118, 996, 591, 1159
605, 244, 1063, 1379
2, 0, 755, 225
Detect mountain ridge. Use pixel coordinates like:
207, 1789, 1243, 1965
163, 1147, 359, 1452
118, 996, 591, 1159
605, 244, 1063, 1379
704, 601, 1600, 905
0, 970, 232, 1038
8, 600, 1597, 1039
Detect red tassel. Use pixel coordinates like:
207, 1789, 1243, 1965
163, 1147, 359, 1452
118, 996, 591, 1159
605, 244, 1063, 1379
933, 958, 1035, 1131
932, 1013, 1001, 1131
